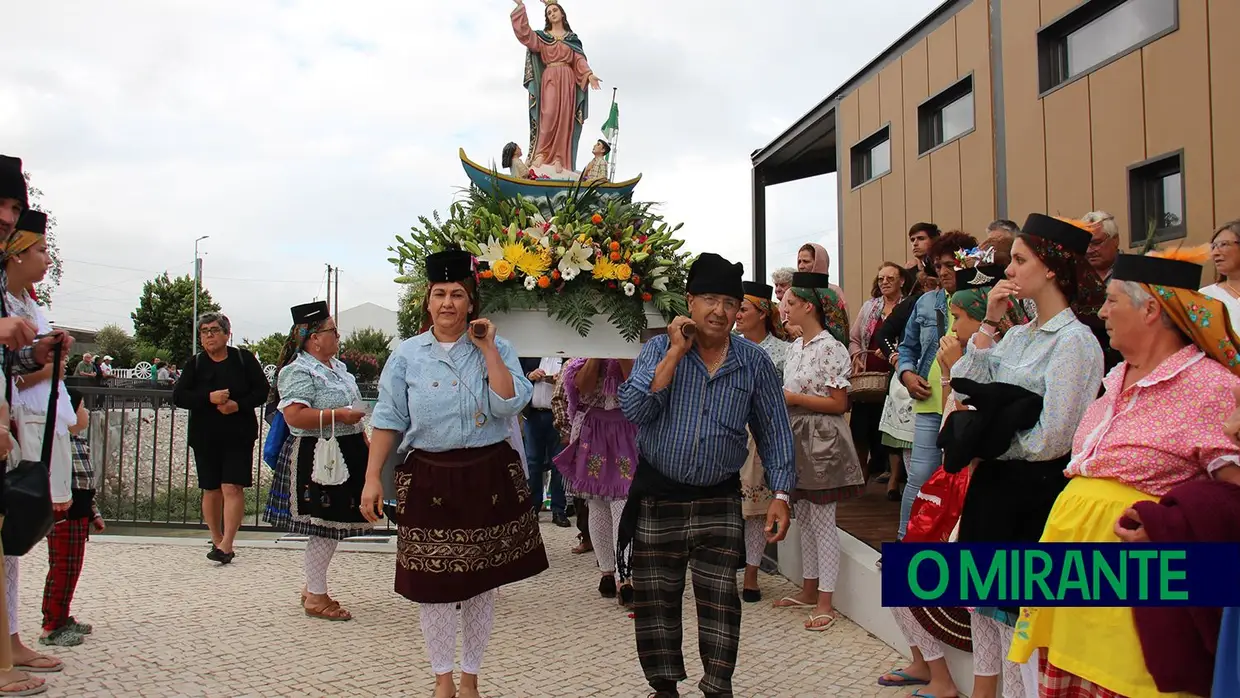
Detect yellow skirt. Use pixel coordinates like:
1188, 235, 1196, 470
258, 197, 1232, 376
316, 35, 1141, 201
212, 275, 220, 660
1008, 477, 1196, 698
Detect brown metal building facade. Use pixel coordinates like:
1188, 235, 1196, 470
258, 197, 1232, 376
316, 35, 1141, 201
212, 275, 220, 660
751, 0, 1239, 307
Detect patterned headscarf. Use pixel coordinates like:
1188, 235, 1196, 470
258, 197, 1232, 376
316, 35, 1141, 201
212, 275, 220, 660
1138, 247, 1240, 378
1020, 218, 1107, 319
789, 285, 849, 345
743, 294, 788, 341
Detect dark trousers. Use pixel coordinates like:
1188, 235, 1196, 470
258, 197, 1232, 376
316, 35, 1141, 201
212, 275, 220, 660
523, 409, 566, 515
575, 497, 590, 540
633, 497, 743, 697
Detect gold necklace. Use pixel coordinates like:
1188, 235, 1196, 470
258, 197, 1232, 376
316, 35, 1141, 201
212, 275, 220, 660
702, 338, 730, 375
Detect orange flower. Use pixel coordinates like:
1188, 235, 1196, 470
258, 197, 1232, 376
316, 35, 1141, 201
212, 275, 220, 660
641, 292, 653, 302
537, 275, 551, 289
631, 275, 641, 284
480, 270, 494, 279
609, 240, 620, 251
551, 270, 561, 280
609, 251, 621, 262
591, 213, 603, 225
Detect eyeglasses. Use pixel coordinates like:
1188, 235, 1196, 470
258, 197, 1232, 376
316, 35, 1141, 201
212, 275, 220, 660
1211, 240, 1239, 251
199, 327, 225, 336
1087, 236, 1115, 249
313, 327, 340, 338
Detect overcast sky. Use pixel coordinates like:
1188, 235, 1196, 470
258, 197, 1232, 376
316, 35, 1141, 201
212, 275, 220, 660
3, 0, 940, 346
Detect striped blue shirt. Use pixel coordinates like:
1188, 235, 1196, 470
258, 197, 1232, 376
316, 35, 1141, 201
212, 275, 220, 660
619, 334, 796, 492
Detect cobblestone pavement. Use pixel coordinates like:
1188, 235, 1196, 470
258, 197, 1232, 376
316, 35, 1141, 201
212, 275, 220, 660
15, 521, 910, 697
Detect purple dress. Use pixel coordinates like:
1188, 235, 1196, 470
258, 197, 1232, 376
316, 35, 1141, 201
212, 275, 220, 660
552, 359, 639, 500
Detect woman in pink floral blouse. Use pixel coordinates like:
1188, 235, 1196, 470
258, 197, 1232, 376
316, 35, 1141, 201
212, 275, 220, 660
1010, 247, 1240, 697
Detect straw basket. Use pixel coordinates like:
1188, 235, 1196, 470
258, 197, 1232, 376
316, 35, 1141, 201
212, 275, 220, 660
848, 371, 890, 403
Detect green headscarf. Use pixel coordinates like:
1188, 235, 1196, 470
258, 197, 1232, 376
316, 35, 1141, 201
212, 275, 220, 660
789, 285, 849, 345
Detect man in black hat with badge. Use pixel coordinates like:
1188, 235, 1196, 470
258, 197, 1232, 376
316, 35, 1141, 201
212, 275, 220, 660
616, 252, 795, 698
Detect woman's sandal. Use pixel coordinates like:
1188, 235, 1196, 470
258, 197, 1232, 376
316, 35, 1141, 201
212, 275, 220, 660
12, 656, 61, 674
304, 597, 352, 621
805, 612, 838, 632
0, 675, 45, 696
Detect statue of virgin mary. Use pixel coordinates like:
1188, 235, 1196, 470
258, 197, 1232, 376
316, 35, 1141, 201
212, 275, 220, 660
510, 0, 602, 176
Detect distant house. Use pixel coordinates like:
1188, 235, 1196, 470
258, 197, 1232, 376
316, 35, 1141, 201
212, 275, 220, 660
52, 324, 99, 357
335, 302, 401, 351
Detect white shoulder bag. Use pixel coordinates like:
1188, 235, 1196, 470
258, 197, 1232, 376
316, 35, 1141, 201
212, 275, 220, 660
311, 409, 348, 487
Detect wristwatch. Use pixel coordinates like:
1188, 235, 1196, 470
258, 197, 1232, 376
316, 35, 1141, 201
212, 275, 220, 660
982, 317, 1002, 329
774, 492, 790, 503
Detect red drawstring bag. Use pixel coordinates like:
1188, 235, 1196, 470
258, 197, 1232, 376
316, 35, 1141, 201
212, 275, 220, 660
904, 465, 971, 544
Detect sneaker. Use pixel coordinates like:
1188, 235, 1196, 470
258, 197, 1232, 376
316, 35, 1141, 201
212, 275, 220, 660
64, 617, 92, 635
38, 626, 83, 647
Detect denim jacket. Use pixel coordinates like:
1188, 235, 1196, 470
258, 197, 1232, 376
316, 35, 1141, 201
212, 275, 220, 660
897, 289, 947, 380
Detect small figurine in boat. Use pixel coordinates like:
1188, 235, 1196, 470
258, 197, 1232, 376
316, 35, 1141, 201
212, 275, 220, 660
502, 141, 533, 179
583, 139, 610, 182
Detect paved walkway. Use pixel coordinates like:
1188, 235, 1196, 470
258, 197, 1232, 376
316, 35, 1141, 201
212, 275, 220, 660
16, 521, 910, 697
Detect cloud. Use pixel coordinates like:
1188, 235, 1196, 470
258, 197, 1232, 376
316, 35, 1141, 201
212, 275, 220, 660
2, 0, 940, 345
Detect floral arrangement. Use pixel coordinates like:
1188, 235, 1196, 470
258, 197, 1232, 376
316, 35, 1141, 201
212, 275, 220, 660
340, 349, 381, 383
389, 186, 692, 341
953, 247, 995, 269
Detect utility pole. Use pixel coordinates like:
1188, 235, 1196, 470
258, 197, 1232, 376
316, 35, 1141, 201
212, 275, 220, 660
333, 267, 340, 326
191, 235, 209, 358
325, 264, 333, 316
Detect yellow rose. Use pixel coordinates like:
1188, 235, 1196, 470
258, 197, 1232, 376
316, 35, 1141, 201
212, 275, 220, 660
613, 263, 632, 281
492, 259, 514, 282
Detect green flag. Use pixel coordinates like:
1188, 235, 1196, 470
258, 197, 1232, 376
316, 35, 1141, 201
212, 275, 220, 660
601, 102, 619, 147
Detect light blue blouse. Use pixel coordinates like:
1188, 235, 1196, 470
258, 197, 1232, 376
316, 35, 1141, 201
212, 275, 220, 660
950, 307, 1103, 462
371, 332, 533, 453
277, 352, 365, 438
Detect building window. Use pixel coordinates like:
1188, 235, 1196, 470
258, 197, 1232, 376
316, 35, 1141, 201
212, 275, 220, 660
1128, 151, 1185, 247
850, 126, 891, 188
1039, 0, 1177, 93
918, 75, 974, 155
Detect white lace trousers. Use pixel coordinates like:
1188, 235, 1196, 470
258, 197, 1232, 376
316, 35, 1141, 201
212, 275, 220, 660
743, 518, 766, 567
303, 536, 338, 595
420, 590, 496, 676
4, 556, 16, 635
971, 611, 1039, 697
588, 498, 626, 577
795, 500, 840, 593
890, 605, 944, 661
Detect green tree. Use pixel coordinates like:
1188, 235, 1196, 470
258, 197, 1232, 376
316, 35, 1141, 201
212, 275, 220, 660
396, 279, 427, 339
240, 331, 289, 365
94, 323, 136, 367
131, 273, 220, 363
23, 173, 63, 305
341, 327, 394, 368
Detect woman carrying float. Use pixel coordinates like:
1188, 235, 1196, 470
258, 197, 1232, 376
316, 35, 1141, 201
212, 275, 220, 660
363, 249, 547, 698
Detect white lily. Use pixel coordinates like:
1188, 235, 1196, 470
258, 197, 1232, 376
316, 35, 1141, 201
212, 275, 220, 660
477, 238, 506, 264
522, 213, 557, 248
558, 240, 595, 276
650, 269, 669, 292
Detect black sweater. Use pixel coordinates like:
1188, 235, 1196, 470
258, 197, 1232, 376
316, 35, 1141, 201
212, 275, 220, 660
172, 347, 270, 447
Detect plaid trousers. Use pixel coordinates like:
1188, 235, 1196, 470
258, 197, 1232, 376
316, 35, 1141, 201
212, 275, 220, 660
42, 513, 89, 632
632, 496, 743, 697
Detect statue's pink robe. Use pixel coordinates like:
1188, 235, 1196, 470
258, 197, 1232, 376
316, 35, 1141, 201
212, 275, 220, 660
512, 6, 594, 171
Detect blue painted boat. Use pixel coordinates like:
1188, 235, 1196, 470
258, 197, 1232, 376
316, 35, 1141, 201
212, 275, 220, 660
459, 148, 641, 201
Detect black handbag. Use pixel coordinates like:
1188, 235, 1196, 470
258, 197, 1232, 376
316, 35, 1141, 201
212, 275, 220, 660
1, 341, 63, 556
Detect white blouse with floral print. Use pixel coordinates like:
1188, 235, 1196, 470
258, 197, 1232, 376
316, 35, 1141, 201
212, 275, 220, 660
783, 329, 852, 396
